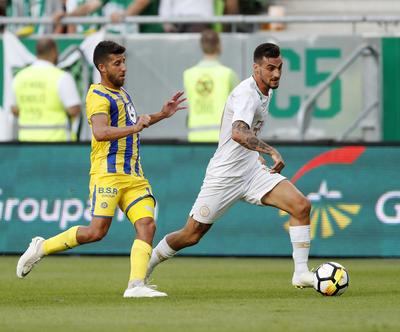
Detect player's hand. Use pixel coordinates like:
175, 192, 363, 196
161, 91, 187, 118
269, 150, 285, 173
163, 23, 178, 32
111, 12, 124, 23
135, 115, 151, 132
53, 10, 65, 24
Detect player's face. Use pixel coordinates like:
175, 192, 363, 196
254, 56, 283, 91
104, 53, 126, 88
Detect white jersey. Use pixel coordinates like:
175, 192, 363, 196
205, 76, 273, 178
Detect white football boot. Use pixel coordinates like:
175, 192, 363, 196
144, 277, 158, 290
16, 237, 45, 278
123, 283, 167, 298
292, 271, 314, 288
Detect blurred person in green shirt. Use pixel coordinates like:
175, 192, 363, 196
54, 0, 163, 34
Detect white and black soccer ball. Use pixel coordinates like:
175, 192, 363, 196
313, 261, 349, 296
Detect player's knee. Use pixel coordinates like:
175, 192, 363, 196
135, 218, 156, 238
144, 221, 156, 237
88, 228, 107, 242
295, 196, 311, 220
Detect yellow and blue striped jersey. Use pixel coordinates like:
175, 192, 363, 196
86, 83, 143, 177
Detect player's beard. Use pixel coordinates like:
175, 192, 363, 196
261, 77, 280, 90
108, 72, 125, 88
267, 78, 280, 90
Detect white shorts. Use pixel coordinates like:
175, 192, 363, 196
190, 162, 286, 224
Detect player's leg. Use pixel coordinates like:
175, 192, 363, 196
146, 216, 212, 280
16, 216, 112, 278
167, 216, 212, 250
122, 193, 167, 298
17, 175, 118, 279
261, 179, 313, 287
43, 174, 119, 252
146, 177, 242, 281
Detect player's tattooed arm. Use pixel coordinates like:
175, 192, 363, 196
232, 121, 272, 153
232, 120, 285, 173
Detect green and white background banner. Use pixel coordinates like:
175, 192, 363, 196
0, 144, 399, 257
1, 34, 388, 142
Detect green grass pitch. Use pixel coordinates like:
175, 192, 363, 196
0, 256, 399, 332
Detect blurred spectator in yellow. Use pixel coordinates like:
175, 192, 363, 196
184, 29, 238, 142
10, 38, 81, 142
54, 0, 163, 34
159, 0, 213, 33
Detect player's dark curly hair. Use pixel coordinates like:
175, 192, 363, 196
93, 40, 126, 70
253, 43, 280, 63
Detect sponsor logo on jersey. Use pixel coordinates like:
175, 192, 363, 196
98, 187, 118, 195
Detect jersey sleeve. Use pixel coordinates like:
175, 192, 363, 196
86, 89, 110, 124
231, 90, 259, 127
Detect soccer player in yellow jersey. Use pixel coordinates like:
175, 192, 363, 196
16, 40, 186, 298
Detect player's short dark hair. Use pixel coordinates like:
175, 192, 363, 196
253, 43, 280, 63
93, 40, 126, 70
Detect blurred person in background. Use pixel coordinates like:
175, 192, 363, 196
158, 0, 213, 33
184, 29, 238, 142
6, 0, 44, 36
0, 0, 6, 32
10, 38, 81, 141
6, 0, 66, 35
223, 0, 270, 32
109, 0, 162, 33
54, 0, 163, 34
214, 0, 242, 32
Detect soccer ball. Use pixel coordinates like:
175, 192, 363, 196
313, 261, 349, 296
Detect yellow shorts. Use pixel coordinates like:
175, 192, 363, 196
89, 173, 155, 223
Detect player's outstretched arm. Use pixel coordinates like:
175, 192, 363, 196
148, 91, 187, 126
232, 120, 285, 173
91, 113, 150, 141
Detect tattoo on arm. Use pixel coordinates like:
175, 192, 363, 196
232, 120, 275, 155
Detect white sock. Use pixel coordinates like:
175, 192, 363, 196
289, 225, 311, 275
146, 236, 177, 279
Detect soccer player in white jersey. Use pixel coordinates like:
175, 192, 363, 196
146, 43, 314, 291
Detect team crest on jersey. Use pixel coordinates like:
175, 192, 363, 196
200, 205, 210, 217
126, 103, 137, 124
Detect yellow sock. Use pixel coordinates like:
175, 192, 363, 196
42, 226, 80, 255
129, 239, 152, 283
